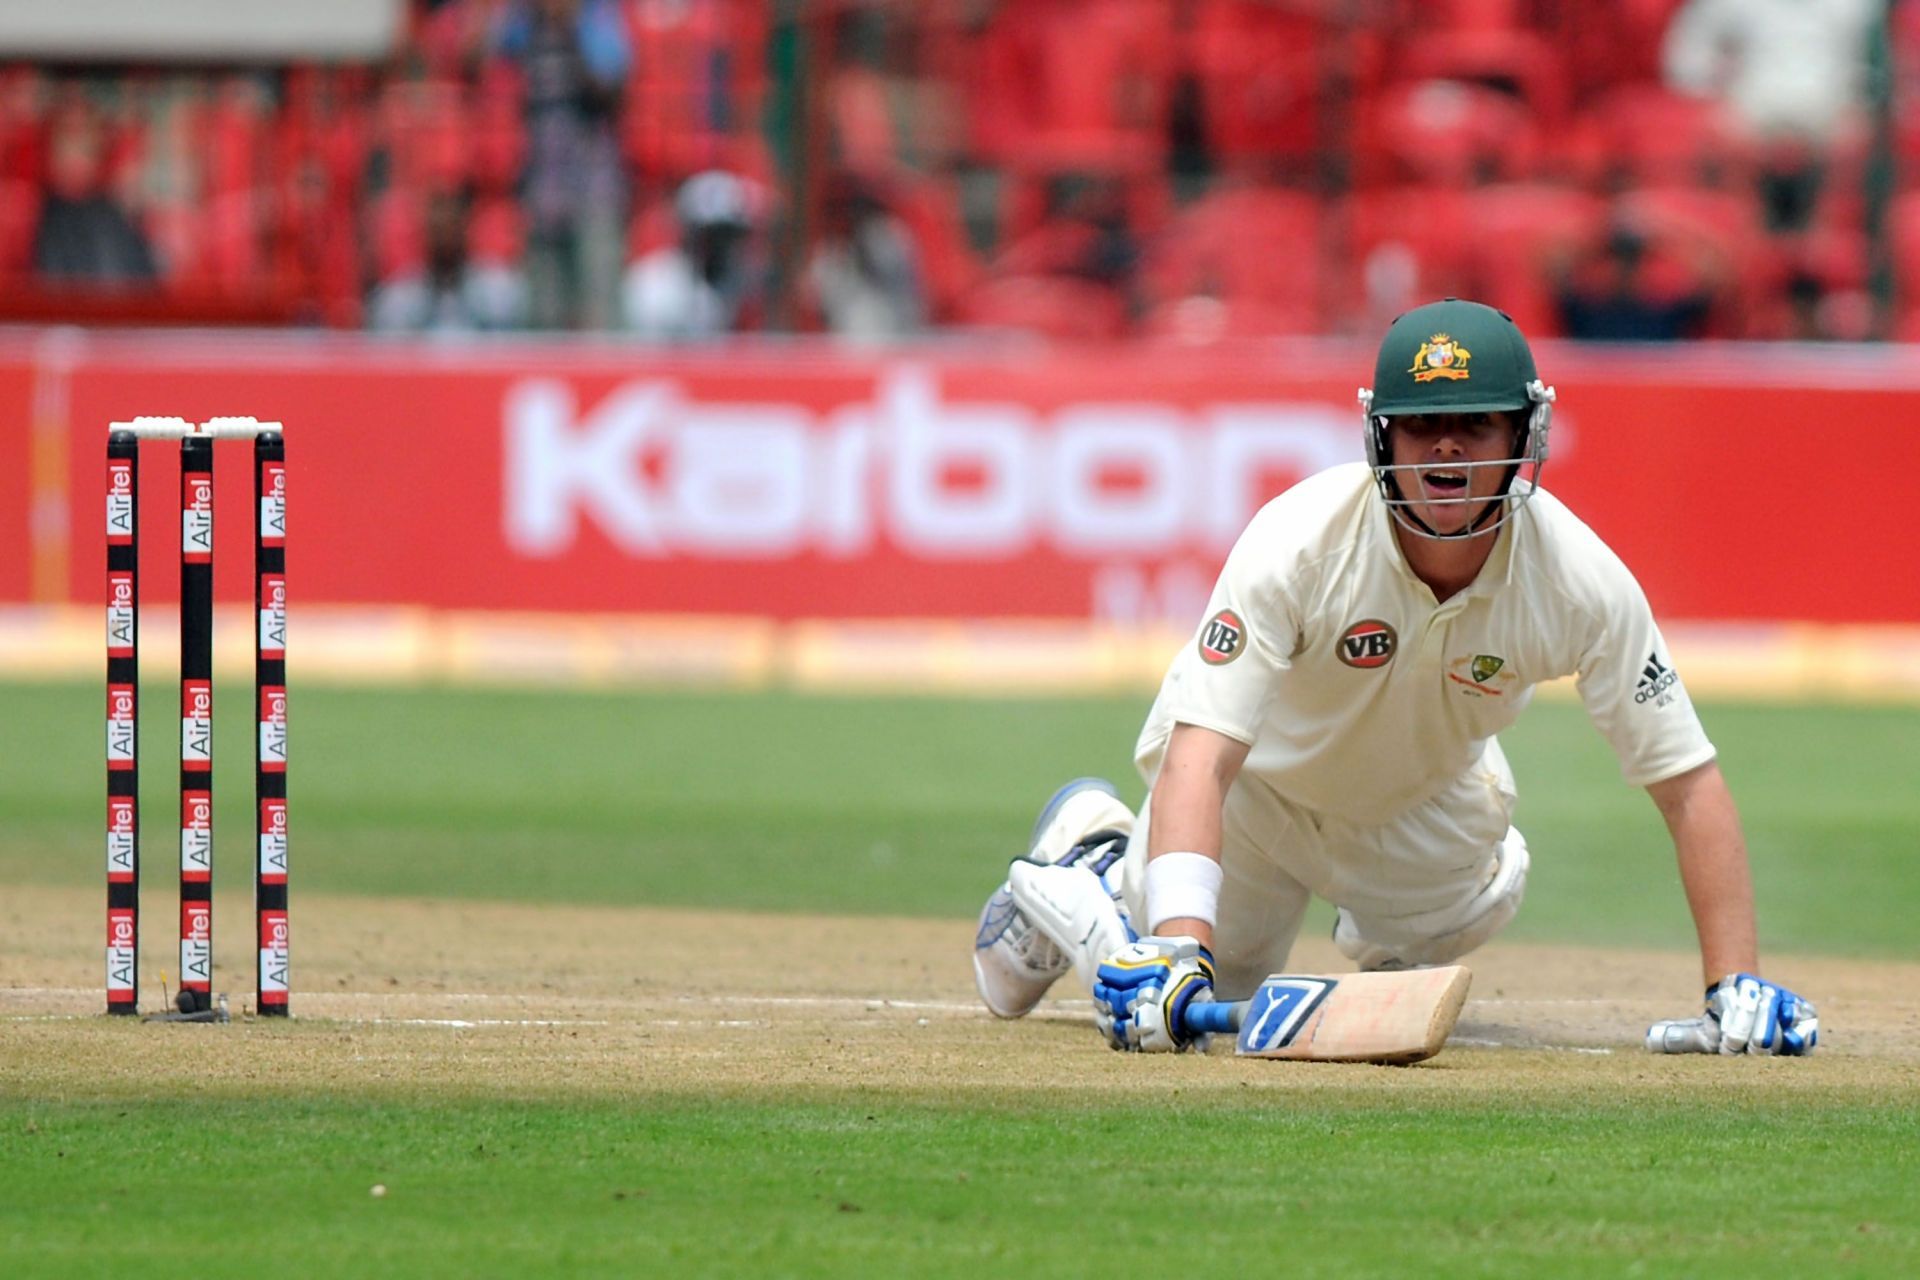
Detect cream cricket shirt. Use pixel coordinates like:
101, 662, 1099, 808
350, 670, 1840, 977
1135, 462, 1715, 824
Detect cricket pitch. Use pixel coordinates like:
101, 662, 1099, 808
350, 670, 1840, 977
1, 884, 1913, 1099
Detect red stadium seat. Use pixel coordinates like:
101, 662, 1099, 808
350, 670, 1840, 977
1460, 184, 1608, 336
203, 190, 264, 293
1794, 226, 1868, 293
622, 0, 768, 180
1346, 184, 1475, 302
411, 77, 472, 194
1141, 293, 1318, 341
203, 78, 266, 199
1439, 0, 1528, 34
1543, 0, 1686, 99
468, 196, 524, 267
1574, 83, 1750, 188
0, 178, 40, 272
969, 0, 1174, 171
1608, 184, 1776, 336
1465, 183, 1607, 260
1354, 79, 1541, 189
1141, 185, 1321, 327
1393, 28, 1569, 127
1616, 184, 1772, 283
0, 67, 48, 186
882, 174, 981, 323
959, 274, 1129, 340
470, 101, 526, 197
143, 198, 206, 284
995, 161, 1169, 250
626, 199, 678, 264
311, 94, 371, 202
828, 66, 898, 176
369, 186, 426, 282
1886, 192, 1920, 332
1182, 0, 1324, 173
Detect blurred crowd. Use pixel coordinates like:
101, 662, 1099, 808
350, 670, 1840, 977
0, 0, 1910, 341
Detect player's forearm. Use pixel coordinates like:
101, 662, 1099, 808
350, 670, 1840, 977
1147, 763, 1227, 859
1679, 836, 1758, 985
1145, 729, 1245, 949
1649, 762, 1760, 985
1146, 778, 1220, 947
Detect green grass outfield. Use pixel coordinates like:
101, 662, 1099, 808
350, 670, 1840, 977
1, 1091, 1915, 1278
3, 681, 1916, 953
2, 681, 1918, 1277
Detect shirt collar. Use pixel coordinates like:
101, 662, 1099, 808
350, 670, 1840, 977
1370, 482, 1521, 602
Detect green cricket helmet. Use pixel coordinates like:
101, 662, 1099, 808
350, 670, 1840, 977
1358, 298, 1555, 539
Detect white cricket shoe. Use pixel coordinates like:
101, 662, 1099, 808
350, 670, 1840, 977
973, 884, 1070, 1019
973, 778, 1135, 1019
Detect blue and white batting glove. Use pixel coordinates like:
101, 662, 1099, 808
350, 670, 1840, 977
1092, 936, 1215, 1053
1646, 973, 1819, 1056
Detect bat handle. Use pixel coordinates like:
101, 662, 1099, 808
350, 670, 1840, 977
1181, 999, 1246, 1037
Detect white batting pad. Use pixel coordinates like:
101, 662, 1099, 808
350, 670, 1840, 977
1008, 861, 1131, 992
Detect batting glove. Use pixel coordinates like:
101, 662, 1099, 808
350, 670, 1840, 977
1092, 936, 1215, 1053
1646, 973, 1819, 1056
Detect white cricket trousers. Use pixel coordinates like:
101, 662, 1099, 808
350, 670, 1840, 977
1121, 738, 1529, 1000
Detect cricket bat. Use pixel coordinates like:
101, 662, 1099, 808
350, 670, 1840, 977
1181, 966, 1472, 1064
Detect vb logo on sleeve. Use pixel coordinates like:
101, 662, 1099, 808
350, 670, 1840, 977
1198, 610, 1246, 665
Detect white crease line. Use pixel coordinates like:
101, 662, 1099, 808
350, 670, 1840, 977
0, 1009, 1617, 1049
0, 989, 1626, 1006
2, 1013, 616, 1029
1, 990, 1629, 1022
372, 1018, 611, 1028
0, 1014, 87, 1022
1452, 1037, 1614, 1055
1467, 999, 1632, 1007
0, 988, 579, 1004
696, 995, 996, 1012
697, 994, 1627, 1013
0, 988, 1627, 1006
327, 992, 545, 1003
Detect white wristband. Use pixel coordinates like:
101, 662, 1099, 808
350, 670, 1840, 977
1145, 851, 1223, 933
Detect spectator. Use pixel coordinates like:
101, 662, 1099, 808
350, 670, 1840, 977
1554, 217, 1719, 342
1662, 0, 1883, 233
493, 0, 630, 329
367, 190, 527, 332
803, 172, 926, 341
623, 169, 764, 340
32, 101, 157, 286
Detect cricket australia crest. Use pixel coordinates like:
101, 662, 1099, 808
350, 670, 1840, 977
1409, 332, 1471, 382
1446, 653, 1517, 697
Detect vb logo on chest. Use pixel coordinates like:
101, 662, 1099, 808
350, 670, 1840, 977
1337, 619, 1397, 669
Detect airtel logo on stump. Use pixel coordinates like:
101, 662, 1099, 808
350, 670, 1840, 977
1337, 619, 1397, 669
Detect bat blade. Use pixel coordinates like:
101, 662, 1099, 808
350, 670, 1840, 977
1229, 966, 1471, 1064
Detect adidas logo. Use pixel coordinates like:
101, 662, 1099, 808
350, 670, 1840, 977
1635, 652, 1679, 705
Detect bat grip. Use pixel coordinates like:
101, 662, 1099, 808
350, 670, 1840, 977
1181, 999, 1245, 1036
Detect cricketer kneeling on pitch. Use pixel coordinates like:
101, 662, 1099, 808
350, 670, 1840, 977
973, 298, 1818, 1059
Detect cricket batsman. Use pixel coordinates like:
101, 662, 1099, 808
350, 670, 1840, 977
973, 298, 1818, 1058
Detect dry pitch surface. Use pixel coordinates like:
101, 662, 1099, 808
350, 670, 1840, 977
3, 884, 1916, 1099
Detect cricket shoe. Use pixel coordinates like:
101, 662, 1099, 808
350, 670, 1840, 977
974, 779, 1136, 1019
1333, 909, 1423, 972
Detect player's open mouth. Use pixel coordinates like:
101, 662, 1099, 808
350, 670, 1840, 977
1423, 470, 1468, 495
